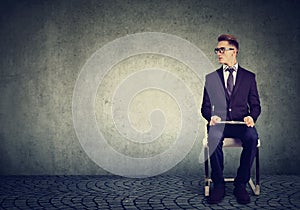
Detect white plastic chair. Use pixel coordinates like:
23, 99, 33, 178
203, 121, 260, 197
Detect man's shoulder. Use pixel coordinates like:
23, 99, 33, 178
206, 67, 222, 77
238, 66, 256, 77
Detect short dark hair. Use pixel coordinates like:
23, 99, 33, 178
218, 34, 239, 50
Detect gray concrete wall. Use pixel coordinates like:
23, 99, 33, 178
0, 0, 299, 176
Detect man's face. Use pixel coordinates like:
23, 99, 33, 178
216, 41, 237, 65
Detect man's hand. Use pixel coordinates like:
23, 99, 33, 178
244, 116, 255, 127
210, 116, 221, 126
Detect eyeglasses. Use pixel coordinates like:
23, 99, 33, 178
214, 47, 234, 54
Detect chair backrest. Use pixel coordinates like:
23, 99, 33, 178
223, 138, 243, 147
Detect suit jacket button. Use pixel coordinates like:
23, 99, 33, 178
229, 108, 232, 112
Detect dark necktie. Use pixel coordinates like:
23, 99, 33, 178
226, 68, 234, 96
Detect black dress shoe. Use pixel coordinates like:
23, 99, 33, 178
208, 185, 225, 204
233, 185, 250, 204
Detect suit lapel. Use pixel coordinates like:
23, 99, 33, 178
216, 67, 231, 101
231, 66, 244, 97
216, 67, 225, 87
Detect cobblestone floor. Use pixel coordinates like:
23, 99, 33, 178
0, 175, 299, 209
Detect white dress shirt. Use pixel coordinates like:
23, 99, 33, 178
223, 63, 238, 88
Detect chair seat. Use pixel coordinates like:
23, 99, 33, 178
203, 137, 261, 148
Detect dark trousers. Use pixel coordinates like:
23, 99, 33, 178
208, 124, 258, 187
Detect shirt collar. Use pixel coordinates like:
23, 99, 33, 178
223, 63, 238, 71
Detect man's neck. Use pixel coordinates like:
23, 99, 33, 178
223, 62, 238, 70
225, 60, 237, 67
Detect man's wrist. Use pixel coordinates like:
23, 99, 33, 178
211, 115, 219, 119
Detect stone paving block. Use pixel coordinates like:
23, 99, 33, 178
123, 206, 139, 210
0, 175, 300, 209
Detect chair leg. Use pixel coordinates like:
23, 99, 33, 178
255, 147, 260, 195
204, 146, 210, 197
249, 147, 260, 195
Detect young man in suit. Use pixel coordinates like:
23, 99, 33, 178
201, 34, 261, 204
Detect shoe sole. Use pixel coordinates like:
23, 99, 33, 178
233, 191, 250, 204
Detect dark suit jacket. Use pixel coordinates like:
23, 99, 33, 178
201, 66, 261, 122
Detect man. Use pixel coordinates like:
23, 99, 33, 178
201, 34, 261, 204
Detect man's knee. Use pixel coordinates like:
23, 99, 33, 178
208, 130, 223, 148
242, 128, 258, 148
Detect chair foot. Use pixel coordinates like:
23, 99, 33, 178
248, 178, 260, 195
205, 186, 210, 197
254, 185, 260, 195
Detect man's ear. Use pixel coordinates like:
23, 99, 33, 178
233, 49, 238, 56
